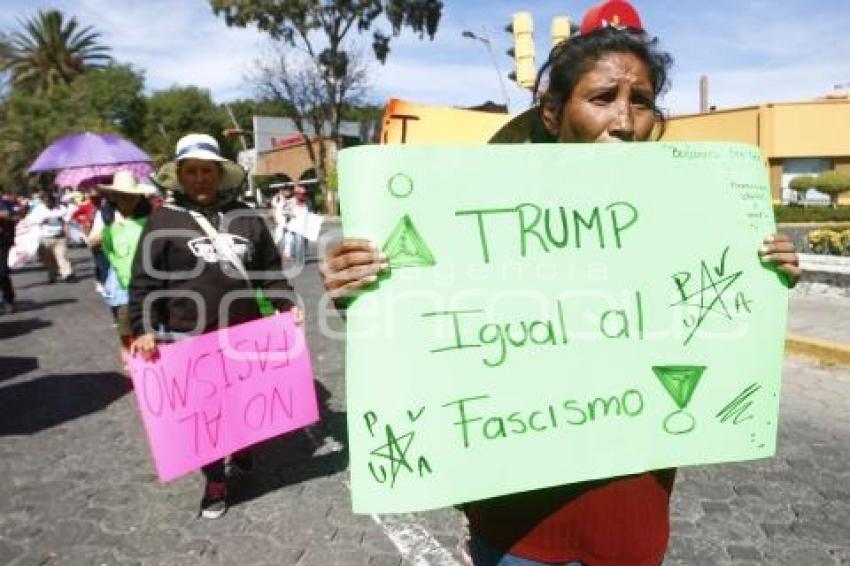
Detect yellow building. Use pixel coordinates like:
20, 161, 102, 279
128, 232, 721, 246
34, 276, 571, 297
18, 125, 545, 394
664, 97, 850, 204
375, 97, 850, 204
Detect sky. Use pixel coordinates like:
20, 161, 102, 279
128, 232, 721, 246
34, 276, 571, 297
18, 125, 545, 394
2, 0, 849, 116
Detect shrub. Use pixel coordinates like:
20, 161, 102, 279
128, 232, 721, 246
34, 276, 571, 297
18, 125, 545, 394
774, 205, 850, 223
806, 228, 850, 255
789, 174, 817, 202
813, 171, 850, 209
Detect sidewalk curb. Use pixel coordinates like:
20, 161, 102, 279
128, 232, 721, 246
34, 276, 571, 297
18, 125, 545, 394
786, 333, 850, 365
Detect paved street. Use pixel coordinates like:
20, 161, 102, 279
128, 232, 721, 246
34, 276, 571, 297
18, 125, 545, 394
1, 244, 849, 566
787, 292, 850, 345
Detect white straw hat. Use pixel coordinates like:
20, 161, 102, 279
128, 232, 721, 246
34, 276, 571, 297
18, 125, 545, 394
174, 133, 228, 162
98, 170, 155, 195
151, 133, 246, 194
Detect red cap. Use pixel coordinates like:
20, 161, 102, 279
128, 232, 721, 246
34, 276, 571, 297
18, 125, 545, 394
580, 0, 644, 36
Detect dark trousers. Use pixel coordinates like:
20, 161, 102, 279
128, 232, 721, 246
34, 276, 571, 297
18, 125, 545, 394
201, 460, 226, 482
92, 247, 109, 284
201, 448, 251, 483
0, 244, 14, 304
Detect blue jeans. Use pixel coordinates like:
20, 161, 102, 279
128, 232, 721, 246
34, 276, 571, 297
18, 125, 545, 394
291, 233, 307, 266
470, 536, 586, 566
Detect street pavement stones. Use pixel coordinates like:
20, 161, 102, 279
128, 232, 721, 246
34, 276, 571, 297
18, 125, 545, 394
1, 245, 849, 565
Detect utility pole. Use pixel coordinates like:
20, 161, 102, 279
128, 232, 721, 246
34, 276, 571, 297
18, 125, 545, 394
224, 104, 258, 203
461, 29, 511, 111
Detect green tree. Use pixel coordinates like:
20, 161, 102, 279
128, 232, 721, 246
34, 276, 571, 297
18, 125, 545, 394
210, 1, 442, 63
0, 31, 12, 97
143, 86, 229, 165
340, 102, 383, 123
0, 64, 146, 188
2, 9, 112, 94
71, 64, 147, 142
210, 1, 443, 212
814, 171, 850, 209
211, 0, 441, 140
789, 174, 816, 203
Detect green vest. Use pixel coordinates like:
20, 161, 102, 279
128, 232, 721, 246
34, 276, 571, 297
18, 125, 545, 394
102, 217, 146, 289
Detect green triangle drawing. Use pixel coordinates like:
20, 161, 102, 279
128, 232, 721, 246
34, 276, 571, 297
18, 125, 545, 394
652, 365, 706, 409
382, 214, 437, 268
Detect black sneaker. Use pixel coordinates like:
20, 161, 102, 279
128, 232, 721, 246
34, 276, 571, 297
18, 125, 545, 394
200, 480, 227, 519
228, 451, 255, 476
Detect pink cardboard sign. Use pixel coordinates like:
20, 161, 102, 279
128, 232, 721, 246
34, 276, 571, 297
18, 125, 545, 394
128, 312, 319, 481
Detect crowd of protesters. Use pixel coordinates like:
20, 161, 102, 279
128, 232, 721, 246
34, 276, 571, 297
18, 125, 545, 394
0, 132, 319, 519
0, 191, 25, 313
0, 162, 313, 312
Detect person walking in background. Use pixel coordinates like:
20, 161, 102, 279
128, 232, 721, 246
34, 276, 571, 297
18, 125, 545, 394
72, 185, 109, 295
288, 183, 311, 268
64, 191, 87, 247
270, 181, 295, 262
0, 192, 17, 313
88, 194, 124, 327
7, 192, 27, 218
32, 193, 74, 283
97, 171, 154, 370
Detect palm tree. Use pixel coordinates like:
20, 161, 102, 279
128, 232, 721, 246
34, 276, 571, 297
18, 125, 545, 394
3, 9, 112, 93
0, 32, 13, 95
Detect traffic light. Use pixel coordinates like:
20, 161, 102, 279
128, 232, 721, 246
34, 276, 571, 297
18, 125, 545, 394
505, 11, 535, 89
551, 16, 572, 47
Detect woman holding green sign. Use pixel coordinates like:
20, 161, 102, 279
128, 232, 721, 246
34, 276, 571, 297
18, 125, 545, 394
322, 0, 799, 564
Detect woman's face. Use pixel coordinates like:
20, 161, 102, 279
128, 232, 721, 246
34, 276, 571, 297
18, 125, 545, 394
113, 192, 141, 216
178, 159, 222, 206
545, 51, 656, 143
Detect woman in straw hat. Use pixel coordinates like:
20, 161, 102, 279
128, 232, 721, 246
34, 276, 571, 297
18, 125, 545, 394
320, 1, 799, 564
128, 133, 298, 519
97, 170, 154, 370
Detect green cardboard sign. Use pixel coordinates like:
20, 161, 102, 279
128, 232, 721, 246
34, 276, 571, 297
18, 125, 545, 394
338, 142, 788, 514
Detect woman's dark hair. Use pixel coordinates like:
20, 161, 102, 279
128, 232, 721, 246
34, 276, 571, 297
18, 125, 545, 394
101, 194, 152, 223
131, 195, 152, 219
100, 200, 115, 226
535, 27, 673, 138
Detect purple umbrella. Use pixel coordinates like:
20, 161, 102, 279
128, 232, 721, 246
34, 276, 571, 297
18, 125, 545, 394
28, 132, 151, 172
55, 162, 154, 188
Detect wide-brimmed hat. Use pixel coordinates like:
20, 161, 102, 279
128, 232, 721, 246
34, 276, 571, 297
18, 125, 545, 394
151, 133, 246, 193
98, 170, 156, 196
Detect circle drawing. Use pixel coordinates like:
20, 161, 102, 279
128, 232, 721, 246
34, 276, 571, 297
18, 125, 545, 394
663, 410, 695, 435
388, 173, 414, 198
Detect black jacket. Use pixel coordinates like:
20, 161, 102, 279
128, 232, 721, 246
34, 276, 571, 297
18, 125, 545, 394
0, 199, 15, 247
128, 199, 293, 335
